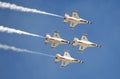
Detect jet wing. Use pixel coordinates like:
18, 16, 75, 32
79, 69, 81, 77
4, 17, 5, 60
54, 31, 61, 38
64, 51, 71, 57
51, 43, 59, 48
72, 11, 80, 19
79, 45, 87, 52
55, 59, 60, 63
81, 34, 88, 41
70, 22, 78, 28
61, 61, 70, 67
44, 40, 49, 44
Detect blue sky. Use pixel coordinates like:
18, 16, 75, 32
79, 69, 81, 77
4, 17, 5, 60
0, 0, 120, 79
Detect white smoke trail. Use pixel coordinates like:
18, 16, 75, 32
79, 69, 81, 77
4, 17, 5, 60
0, 43, 55, 58
0, 26, 45, 38
0, 1, 63, 18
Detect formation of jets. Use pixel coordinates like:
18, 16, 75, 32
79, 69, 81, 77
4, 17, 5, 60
44, 10, 101, 67
0, 1, 101, 68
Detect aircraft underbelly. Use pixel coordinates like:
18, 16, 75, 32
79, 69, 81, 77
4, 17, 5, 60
49, 39, 60, 43
70, 20, 79, 23
68, 18, 79, 23
58, 57, 74, 62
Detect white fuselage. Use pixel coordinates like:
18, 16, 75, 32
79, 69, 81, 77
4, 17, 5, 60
65, 16, 90, 24
73, 39, 98, 47
47, 36, 69, 44
56, 54, 80, 63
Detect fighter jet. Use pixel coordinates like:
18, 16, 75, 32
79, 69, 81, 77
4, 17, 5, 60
72, 34, 101, 52
45, 31, 70, 48
64, 10, 92, 29
55, 51, 84, 68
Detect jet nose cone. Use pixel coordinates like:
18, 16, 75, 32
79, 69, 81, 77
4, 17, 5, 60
96, 44, 102, 48
89, 21, 92, 24
65, 41, 70, 44
68, 41, 71, 44
79, 60, 84, 64
66, 41, 70, 44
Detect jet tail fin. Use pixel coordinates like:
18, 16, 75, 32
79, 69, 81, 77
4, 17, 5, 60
72, 37, 79, 47
64, 13, 69, 18
55, 53, 61, 58
46, 33, 51, 38
73, 37, 79, 41
55, 53, 61, 63
64, 13, 69, 24
44, 33, 51, 44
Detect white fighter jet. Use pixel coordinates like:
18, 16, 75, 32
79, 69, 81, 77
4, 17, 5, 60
64, 10, 92, 29
45, 31, 70, 48
55, 51, 84, 68
72, 34, 101, 52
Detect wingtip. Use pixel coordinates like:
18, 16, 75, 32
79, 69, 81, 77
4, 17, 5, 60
70, 27, 74, 30
82, 33, 87, 36
51, 46, 55, 49
54, 30, 58, 33
60, 66, 65, 68
72, 10, 78, 12
64, 50, 69, 52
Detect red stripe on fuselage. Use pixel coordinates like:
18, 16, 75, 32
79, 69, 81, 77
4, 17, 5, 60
50, 38, 55, 40
68, 18, 75, 21
68, 17, 80, 22
78, 41, 82, 44
59, 57, 65, 60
